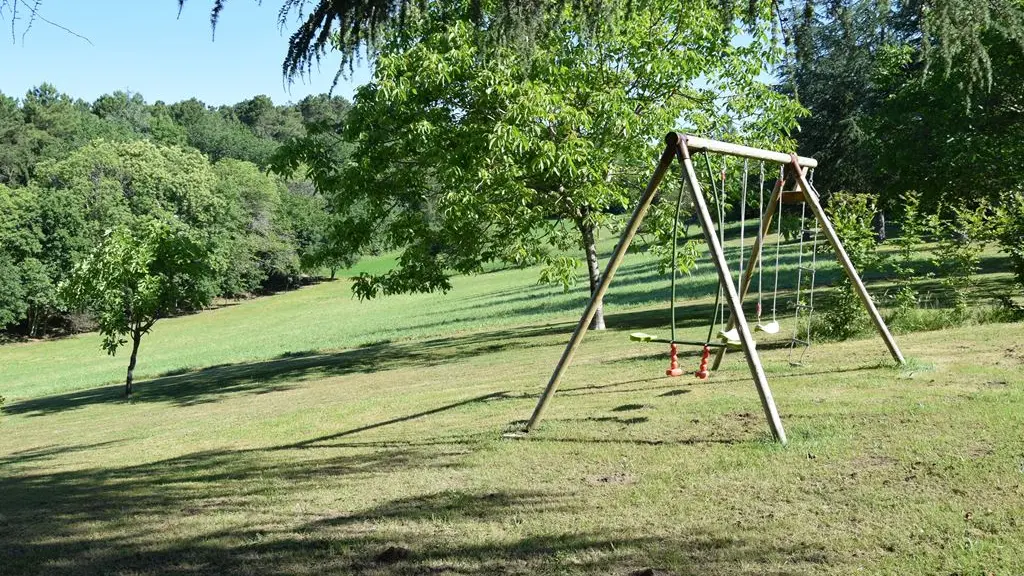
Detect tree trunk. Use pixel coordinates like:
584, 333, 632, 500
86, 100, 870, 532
579, 221, 606, 330
873, 211, 886, 244
125, 328, 142, 396
330, 267, 337, 280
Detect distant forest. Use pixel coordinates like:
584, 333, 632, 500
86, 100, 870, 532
0, 84, 352, 338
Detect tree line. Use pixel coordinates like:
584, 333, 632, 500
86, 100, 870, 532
0, 85, 353, 340
782, 0, 1024, 301
1, 0, 1020, 395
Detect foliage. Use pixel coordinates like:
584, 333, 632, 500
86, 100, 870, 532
211, 158, 301, 295
0, 86, 355, 337
271, 101, 358, 278
929, 203, 993, 316
785, 0, 1024, 216
277, 184, 347, 277
295, 0, 800, 316
59, 220, 218, 393
0, 252, 27, 328
169, 98, 280, 167
888, 190, 924, 317
61, 221, 216, 354
815, 191, 879, 339
34, 139, 224, 251
993, 190, 1024, 292
91, 90, 152, 136
185, 0, 757, 83
173, 0, 1024, 103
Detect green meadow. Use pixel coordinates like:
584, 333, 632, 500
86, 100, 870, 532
3, 228, 1022, 575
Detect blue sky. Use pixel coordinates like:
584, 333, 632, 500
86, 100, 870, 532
0, 0, 371, 106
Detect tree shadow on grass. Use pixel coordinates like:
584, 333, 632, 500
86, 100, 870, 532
2, 325, 565, 418
0, 435, 832, 576
0, 440, 127, 467
276, 391, 515, 450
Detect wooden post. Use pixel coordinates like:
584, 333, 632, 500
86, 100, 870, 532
789, 155, 906, 365
524, 141, 679, 431
710, 176, 785, 371
679, 136, 787, 444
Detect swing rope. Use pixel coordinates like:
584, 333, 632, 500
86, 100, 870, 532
701, 151, 725, 346
738, 159, 748, 284
756, 162, 766, 321
789, 167, 820, 365
771, 166, 784, 324
668, 164, 688, 344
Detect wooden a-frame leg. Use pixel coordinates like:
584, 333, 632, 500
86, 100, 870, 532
789, 155, 906, 365
711, 175, 785, 371
679, 139, 787, 444
524, 142, 679, 432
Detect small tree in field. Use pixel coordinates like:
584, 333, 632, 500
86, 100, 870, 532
61, 220, 217, 395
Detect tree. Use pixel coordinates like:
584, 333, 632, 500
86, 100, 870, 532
280, 0, 800, 329
277, 182, 345, 277
0, 253, 27, 329
297, 94, 352, 126
211, 158, 300, 295
783, 0, 1024, 246
0, 183, 45, 334
92, 90, 151, 136
60, 220, 217, 395
0, 92, 34, 186
173, 0, 1020, 96
14, 139, 223, 336
35, 138, 222, 231
169, 99, 279, 166
272, 95, 357, 278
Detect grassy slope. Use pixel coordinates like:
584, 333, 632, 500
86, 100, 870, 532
0, 228, 742, 401
2, 228, 1022, 575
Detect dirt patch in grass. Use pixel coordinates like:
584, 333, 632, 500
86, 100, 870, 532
586, 472, 638, 486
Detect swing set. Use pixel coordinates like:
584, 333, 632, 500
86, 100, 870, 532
522, 133, 906, 444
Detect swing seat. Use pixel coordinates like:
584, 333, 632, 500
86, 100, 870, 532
755, 321, 781, 334
715, 329, 753, 349
629, 332, 656, 342
717, 328, 742, 346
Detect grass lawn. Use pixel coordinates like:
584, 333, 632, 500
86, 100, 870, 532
2, 227, 1023, 575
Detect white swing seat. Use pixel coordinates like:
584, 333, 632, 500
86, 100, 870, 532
755, 321, 780, 334
717, 328, 741, 346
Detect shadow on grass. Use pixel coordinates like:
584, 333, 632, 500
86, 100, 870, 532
0, 428, 830, 576
2, 326, 565, 418
0, 440, 127, 467
277, 391, 514, 450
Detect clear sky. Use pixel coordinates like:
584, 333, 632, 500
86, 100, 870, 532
0, 0, 371, 106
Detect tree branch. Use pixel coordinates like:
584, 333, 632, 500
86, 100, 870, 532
1, 0, 93, 45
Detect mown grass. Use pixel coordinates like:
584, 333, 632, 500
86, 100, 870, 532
2, 223, 1022, 575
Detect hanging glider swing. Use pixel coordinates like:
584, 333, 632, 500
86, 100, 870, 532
629, 151, 737, 380
634, 151, 802, 380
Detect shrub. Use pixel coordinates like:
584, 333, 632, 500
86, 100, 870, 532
993, 190, 1024, 294
815, 191, 881, 340
889, 190, 925, 319
928, 202, 992, 318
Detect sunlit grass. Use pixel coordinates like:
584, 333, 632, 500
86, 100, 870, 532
1, 222, 1022, 575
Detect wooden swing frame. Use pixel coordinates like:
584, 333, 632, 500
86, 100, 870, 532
522, 133, 906, 444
